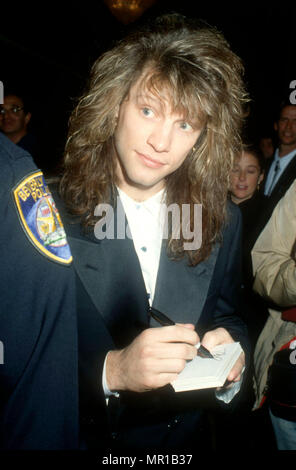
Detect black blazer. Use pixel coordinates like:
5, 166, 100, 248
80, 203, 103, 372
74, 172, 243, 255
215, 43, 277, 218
260, 152, 296, 231
61, 197, 248, 450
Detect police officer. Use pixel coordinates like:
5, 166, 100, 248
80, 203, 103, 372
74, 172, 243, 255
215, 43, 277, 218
0, 133, 78, 449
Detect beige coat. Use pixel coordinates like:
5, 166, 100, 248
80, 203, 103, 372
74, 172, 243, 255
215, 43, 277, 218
251, 180, 296, 408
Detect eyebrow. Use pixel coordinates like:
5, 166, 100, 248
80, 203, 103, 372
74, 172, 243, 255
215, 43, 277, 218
135, 92, 200, 124
136, 92, 157, 100
135, 93, 164, 107
135, 92, 176, 118
2, 103, 23, 108
234, 164, 259, 169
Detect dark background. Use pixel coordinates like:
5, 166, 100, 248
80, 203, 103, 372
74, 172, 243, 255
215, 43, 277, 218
1, 1, 296, 173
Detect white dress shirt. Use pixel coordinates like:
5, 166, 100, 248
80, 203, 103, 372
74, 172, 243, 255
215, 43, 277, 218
117, 186, 166, 304
103, 187, 166, 398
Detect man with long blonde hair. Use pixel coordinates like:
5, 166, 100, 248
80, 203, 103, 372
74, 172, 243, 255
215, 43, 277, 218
60, 14, 249, 451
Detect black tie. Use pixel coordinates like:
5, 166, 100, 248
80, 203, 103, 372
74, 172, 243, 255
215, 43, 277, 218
267, 161, 280, 196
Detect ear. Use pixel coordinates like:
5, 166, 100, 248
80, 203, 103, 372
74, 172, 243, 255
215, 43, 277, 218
115, 104, 120, 119
24, 112, 32, 126
258, 172, 264, 184
274, 121, 278, 132
113, 105, 120, 129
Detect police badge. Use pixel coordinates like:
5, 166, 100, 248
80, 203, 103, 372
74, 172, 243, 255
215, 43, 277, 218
13, 171, 72, 265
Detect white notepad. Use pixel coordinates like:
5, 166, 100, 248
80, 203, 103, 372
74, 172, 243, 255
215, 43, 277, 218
171, 342, 243, 392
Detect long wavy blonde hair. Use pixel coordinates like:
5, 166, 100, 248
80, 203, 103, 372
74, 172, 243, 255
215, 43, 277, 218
61, 14, 248, 265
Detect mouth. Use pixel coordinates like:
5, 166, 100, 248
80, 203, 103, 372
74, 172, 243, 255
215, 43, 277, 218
136, 151, 166, 169
236, 185, 248, 191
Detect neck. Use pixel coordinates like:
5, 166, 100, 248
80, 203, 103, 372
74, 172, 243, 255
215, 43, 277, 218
117, 181, 165, 202
278, 143, 296, 158
115, 158, 165, 202
231, 194, 252, 205
6, 129, 27, 144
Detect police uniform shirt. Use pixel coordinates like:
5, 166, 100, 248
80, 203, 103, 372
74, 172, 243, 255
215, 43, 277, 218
0, 133, 79, 450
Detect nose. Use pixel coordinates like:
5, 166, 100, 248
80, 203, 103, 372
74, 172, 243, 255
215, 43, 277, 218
238, 170, 246, 181
147, 121, 172, 152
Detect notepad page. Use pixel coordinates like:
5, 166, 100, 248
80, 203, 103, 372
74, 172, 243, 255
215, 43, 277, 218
171, 342, 242, 391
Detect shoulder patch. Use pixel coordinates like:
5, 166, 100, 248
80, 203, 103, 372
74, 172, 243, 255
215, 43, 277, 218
13, 171, 72, 265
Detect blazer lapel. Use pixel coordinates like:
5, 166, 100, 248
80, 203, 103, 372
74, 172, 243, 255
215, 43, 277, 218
271, 152, 296, 197
67, 225, 149, 348
152, 242, 219, 326
65, 192, 220, 341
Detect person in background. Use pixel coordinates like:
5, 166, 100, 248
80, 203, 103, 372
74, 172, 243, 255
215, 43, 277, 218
258, 135, 275, 160
263, 101, 296, 213
0, 92, 40, 164
231, 145, 265, 203
213, 146, 271, 451
252, 180, 296, 450
230, 144, 266, 307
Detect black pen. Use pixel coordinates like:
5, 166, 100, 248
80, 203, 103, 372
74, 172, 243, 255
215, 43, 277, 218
149, 306, 214, 359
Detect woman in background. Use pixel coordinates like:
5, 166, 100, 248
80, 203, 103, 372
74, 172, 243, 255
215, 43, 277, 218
230, 144, 267, 345
216, 145, 276, 451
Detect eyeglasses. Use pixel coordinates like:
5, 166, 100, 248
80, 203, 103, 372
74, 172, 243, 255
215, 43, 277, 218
0, 106, 24, 116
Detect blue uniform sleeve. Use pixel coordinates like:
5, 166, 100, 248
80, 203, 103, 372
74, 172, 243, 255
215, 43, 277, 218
0, 134, 79, 449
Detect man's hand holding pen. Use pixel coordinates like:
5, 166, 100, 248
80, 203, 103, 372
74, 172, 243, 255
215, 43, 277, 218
106, 307, 245, 393
106, 323, 199, 393
149, 307, 245, 385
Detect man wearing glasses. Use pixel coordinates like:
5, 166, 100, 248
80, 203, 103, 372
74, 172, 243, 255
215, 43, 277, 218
0, 93, 39, 162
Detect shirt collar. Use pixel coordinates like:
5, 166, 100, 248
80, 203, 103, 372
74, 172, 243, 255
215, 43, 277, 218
274, 147, 296, 165
274, 148, 280, 161
117, 186, 166, 211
